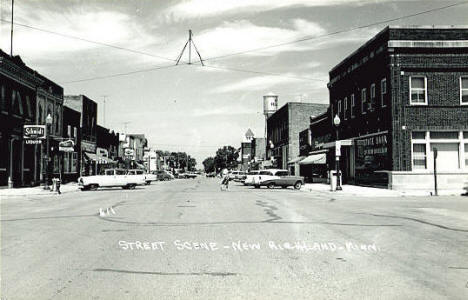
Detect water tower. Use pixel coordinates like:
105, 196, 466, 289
263, 92, 278, 139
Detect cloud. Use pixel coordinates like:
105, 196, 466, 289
165, 0, 375, 19
194, 19, 325, 58
211, 74, 306, 94
1, 7, 161, 63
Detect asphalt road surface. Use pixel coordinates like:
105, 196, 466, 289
1, 178, 468, 299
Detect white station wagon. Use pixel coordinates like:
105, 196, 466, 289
78, 169, 146, 191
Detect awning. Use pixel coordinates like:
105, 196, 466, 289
84, 152, 117, 164
134, 162, 146, 169
323, 139, 353, 148
288, 156, 306, 164
299, 153, 326, 165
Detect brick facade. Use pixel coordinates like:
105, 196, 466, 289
328, 26, 468, 189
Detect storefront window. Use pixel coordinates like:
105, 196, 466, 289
465, 144, 468, 167
64, 153, 70, 173
53, 156, 60, 173
412, 132, 426, 140
431, 143, 460, 171
430, 132, 458, 139
410, 77, 427, 104
71, 153, 77, 172
461, 77, 468, 105
412, 144, 427, 169
0, 85, 5, 111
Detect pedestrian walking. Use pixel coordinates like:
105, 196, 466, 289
220, 168, 230, 191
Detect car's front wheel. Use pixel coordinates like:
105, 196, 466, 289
294, 181, 302, 190
267, 182, 275, 189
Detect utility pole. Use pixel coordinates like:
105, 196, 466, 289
10, 0, 14, 56
101, 95, 108, 126
175, 30, 204, 66
122, 122, 130, 134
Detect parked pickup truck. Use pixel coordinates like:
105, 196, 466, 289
126, 169, 158, 185
253, 169, 304, 190
78, 169, 146, 191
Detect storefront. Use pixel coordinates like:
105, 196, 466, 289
81, 140, 97, 176
354, 131, 391, 187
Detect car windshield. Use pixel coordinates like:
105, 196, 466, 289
275, 171, 289, 176
259, 171, 273, 175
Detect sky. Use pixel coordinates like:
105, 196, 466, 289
1, 0, 468, 167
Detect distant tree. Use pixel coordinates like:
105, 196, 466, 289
202, 157, 215, 173
214, 146, 239, 171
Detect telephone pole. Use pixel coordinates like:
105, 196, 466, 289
101, 95, 108, 126
175, 30, 204, 66
10, 0, 14, 56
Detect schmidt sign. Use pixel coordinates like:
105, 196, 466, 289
23, 125, 46, 140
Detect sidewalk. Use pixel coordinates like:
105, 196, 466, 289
301, 183, 466, 197
0, 182, 80, 197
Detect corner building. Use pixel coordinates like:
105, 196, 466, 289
327, 26, 468, 190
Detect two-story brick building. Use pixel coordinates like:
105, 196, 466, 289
327, 26, 468, 190
64, 95, 98, 176
267, 102, 328, 173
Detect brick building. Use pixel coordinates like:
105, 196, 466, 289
61, 106, 81, 183
0, 50, 64, 187
64, 95, 98, 176
267, 102, 327, 173
327, 26, 468, 190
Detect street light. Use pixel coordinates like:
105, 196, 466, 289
44, 113, 53, 189
333, 114, 342, 191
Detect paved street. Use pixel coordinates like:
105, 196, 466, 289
1, 178, 468, 299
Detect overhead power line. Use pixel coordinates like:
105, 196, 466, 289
201, 64, 327, 82
61, 63, 179, 84
202, 1, 468, 62
0, 18, 176, 62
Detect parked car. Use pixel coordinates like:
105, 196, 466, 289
244, 170, 260, 186
78, 168, 146, 191
233, 171, 247, 182
185, 172, 198, 179
153, 170, 174, 181
228, 171, 239, 180
127, 169, 157, 185
253, 169, 304, 190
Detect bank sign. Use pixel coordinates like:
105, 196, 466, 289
23, 125, 46, 140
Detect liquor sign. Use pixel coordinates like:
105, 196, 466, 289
59, 140, 75, 152
25, 139, 42, 144
24, 125, 46, 140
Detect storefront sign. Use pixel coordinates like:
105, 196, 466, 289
354, 132, 390, 186
25, 139, 42, 144
59, 140, 75, 152
23, 125, 46, 140
124, 148, 135, 160
97, 147, 109, 158
81, 140, 96, 153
